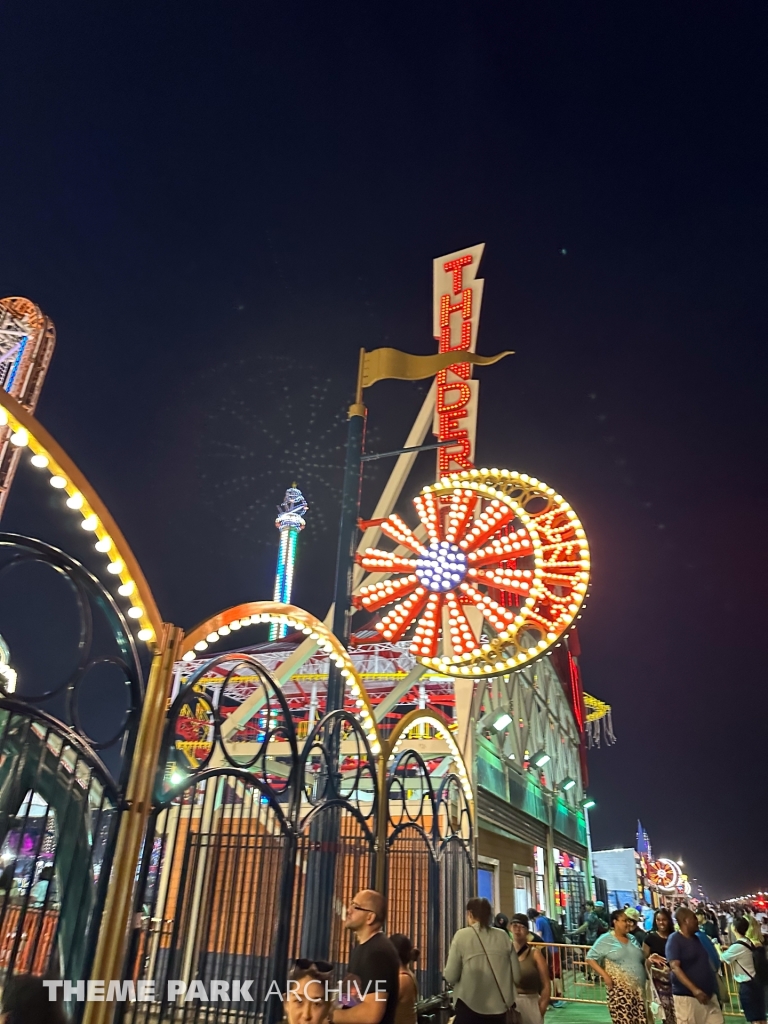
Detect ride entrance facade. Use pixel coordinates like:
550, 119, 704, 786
0, 251, 611, 1023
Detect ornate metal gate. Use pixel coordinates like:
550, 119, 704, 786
0, 537, 474, 1021
386, 750, 473, 997
0, 535, 144, 992
124, 656, 384, 1024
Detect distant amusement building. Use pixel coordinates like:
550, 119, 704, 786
269, 486, 309, 639
0, 297, 56, 516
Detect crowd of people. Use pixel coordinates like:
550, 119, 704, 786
312, 892, 768, 1024
4, 888, 768, 1024
583, 901, 768, 1024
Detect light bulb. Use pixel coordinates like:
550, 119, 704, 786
127, 606, 143, 619
30, 454, 49, 468
81, 515, 98, 531
117, 581, 135, 596
66, 493, 84, 509
49, 476, 67, 489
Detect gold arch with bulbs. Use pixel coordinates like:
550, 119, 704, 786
0, 389, 162, 645
182, 600, 381, 753
386, 707, 472, 802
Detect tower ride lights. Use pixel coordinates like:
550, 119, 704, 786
269, 486, 308, 640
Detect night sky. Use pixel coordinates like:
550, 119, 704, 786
0, 2, 765, 898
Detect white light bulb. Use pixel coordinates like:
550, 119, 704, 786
10, 430, 28, 447
127, 606, 143, 619
30, 454, 49, 468
107, 560, 123, 574
95, 538, 112, 552
66, 493, 84, 509
137, 628, 153, 642
49, 475, 67, 489
117, 581, 135, 596
81, 515, 98, 531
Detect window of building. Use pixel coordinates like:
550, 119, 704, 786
477, 856, 499, 910
513, 868, 533, 915
533, 845, 547, 914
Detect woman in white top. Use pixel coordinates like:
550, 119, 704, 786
721, 918, 766, 1024
444, 897, 521, 1024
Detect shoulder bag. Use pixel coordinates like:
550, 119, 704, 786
473, 929, 523, 1024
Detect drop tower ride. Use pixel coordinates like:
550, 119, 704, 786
269, 486, 309, 640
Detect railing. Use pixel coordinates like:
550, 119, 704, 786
718, 956, 752, 1018
534, 943, 606, 1005
533, 943, 746, 1017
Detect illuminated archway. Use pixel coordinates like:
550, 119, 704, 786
386, 707, 472, 802
182, 601, 382, 753
0, 389, 162, 646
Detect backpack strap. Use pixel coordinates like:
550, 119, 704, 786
474, 928, 512, 1011
734, 940, 756, 978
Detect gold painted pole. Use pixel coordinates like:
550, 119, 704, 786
355, 347, 366, 408
83, 623, 183, 1024
375, 741, 390, 894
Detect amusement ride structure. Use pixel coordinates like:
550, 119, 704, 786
269, 486, 309, 640
0, 297, 56, 516
0, 249, 615, 1024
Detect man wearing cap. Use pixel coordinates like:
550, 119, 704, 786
624, 908, 646, 948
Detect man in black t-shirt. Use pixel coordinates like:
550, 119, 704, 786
332, 890, 400, 1024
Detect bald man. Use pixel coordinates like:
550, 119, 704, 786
333, 890, 400, 1024
667, 908, 724, 1024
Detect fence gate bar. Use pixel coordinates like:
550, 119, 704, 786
0, 535, 146, 1021
0, 538, 475, 1023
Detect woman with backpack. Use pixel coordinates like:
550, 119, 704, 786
721, 917, 767, 1024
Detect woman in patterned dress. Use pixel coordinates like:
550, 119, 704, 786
587, 909, 649, 1024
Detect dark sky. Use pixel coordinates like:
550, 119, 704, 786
0, 2, 765, 898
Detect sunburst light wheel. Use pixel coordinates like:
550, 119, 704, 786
354, 470, 590, 677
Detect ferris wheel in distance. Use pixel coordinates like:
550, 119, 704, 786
354, 468, 590, 678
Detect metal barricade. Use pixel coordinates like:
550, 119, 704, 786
719, 959, 747, 1018
532, 942, 745, 1018
534, 942, 607, 1004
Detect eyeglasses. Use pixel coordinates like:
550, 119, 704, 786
349, 902, 376, 914
294, 958, 333, 974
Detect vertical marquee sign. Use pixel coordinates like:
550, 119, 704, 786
433, 244, 485, 478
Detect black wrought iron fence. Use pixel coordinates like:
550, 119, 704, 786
0, 534, 144, 1003
0, 538, 475, 1020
